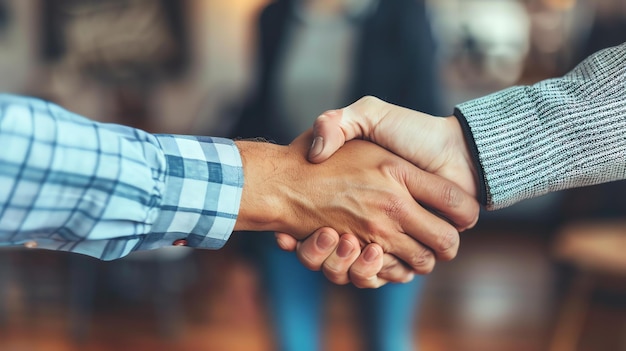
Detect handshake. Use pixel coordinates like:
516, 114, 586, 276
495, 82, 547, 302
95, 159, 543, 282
234, 96, 481, 288
234, 43, 626, 288
2, 44, 619, 281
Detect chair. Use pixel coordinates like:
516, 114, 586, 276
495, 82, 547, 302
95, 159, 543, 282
549, 220, 626, 351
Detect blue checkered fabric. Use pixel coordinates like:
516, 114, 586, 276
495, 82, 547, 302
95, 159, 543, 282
0, 94, 243, 260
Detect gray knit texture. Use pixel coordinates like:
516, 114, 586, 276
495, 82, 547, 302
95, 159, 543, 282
457, 43, 626, 210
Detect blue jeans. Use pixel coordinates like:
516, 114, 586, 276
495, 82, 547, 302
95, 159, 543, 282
260, 243, 424, 351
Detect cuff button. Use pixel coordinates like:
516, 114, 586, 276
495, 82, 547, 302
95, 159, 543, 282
172, 239, 188, 246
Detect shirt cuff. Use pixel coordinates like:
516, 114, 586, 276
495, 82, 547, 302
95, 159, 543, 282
148, 135, 243, 250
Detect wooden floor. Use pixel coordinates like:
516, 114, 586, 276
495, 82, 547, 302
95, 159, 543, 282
0, 224, 624, 351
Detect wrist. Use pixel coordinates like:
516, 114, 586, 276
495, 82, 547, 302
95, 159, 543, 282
234, 141, 286, 231
449, 109, 485, 204
444, 115, 480, 199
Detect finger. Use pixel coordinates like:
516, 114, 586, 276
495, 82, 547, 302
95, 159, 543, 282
377, 253, 415, 283
321, 235, 361, 285
317, 236, 412, 288
397, 195, 461, 263
372, 171, 460, 264
348, 247, 415, 289
294, 228, 341, 271
347, 244, 387, 288
401, 165, 480, 231
383, 232, 437, 274
317, 234, 388, 288
380, 167, 472, 263
275, 232, 298, 252
308, 96, 389, 162
308, 109, 348, 163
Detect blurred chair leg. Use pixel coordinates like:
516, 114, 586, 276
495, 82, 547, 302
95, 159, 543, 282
548, 271, 594, 351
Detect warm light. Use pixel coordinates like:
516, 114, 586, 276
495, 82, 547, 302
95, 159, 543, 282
544, 0, 577, 11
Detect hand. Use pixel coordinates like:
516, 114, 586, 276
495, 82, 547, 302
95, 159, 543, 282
235, 130, 478, 273
276, 228, 415, 288
309, 96, 478, 199
276, 96, 481, 286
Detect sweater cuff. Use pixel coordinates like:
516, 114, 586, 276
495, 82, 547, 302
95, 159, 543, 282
453, 108, 488, 207
455, 85, 543, 210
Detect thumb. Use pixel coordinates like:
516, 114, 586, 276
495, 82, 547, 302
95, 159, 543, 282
308, 109, 347, 163
308, 96, 388, 163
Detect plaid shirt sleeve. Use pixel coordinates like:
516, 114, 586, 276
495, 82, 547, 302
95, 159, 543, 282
455, 42, 626, 210
0, 94, 243, 260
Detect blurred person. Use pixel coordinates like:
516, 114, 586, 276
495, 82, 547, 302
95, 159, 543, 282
277, 42, 626, 286
231, 0, 443, 349
0, 94, 476, 276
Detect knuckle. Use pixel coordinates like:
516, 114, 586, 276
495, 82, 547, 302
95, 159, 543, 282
442, 185, 481, 231
362, 221, 388, 244
379, 259, 402, 276
456, 200, 481, 231
382, 195, 408, 221
316, 109, 338, 123
442, 183, 463, 209
437, 229, 459, 260
357, 95, 382, 107
312, 115, 329, 131
408, 248, 435, 274
417, 262, 435, 275
378, 266, 411, 284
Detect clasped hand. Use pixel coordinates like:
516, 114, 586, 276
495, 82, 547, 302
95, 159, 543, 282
275, 96, 480, 288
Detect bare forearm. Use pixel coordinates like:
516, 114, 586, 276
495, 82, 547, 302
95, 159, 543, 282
234, 140, 289, 233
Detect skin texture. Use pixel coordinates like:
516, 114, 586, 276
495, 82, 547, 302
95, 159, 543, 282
234, 130, 479, 274
277, 228, 416, 288
308, 96, 478, 199
276, 96, 480, 287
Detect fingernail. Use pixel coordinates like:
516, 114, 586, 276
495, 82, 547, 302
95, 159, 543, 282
363, 246, 380, 262
403, 273, 415, 283
316, 231, 335, 250
337, 239, 354, 258
309, 136, 324, 158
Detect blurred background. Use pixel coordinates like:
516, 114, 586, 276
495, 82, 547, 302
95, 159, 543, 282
0, 0, 625, 350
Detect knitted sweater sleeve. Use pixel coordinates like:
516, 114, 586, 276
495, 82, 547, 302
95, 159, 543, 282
455, 43, 626, 210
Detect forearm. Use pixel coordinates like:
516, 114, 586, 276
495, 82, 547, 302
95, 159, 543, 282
233, 138, 327, 237
0, 94, 243, 259
234, 139, 287, 232
455, 43, 626, 210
